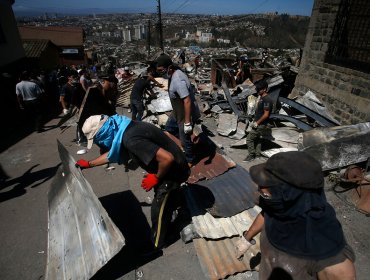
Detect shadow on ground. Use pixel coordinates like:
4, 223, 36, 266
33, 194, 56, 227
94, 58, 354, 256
92, 190, 159, 279
0, 163, 61, 203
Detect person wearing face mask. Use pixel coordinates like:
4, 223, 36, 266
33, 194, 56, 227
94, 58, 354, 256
75, 114, 190, 252
156, 53, 201, 167
59, 70, 78, 115
235, 151, 356, 280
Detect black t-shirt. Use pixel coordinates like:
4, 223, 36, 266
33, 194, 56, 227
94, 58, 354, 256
254, 94, 273, 125
122, 121, 190, 182
130, 78, 151, 102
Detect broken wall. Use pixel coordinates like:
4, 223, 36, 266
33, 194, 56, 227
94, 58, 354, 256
291, 0, 370, 125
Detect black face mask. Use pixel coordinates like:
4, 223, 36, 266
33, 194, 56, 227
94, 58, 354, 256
259, 196, 285, 216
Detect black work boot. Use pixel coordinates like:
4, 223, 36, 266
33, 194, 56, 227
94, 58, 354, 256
243, 154, 255, 162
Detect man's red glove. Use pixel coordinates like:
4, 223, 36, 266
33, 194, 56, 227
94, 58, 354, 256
75, 159, 91, 169
141, 174, 159, 192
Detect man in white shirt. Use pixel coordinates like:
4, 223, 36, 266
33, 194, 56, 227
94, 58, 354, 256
16, 71, 44, 132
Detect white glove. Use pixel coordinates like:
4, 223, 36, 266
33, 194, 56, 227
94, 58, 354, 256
235, 236, 255, 260
184, 122, 193, 134
251, 121, 258, 129
63, 108, 69, 115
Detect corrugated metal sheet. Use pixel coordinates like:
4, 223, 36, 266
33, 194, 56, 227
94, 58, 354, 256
190, 165, 258, 217
188, 153, 236, 184
186, 163, 261, 280
190, 206, 261, 239
116, 77, 137, 107
46, 141, 125, 280
194, 236, 260, 280
22, 39, 50, 58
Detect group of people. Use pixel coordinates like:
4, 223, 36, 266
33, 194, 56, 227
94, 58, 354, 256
75, 53, 201, 252
70, 53, 355, 279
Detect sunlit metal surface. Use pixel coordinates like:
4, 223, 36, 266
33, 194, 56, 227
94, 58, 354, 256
46, 141, 125, 280
217, 113, 238, 136
298, 122, 370, 148
190, 206, 261, 239
279, 96, 337, 127
194, 236, 260, 280
296, 91, 339, 125
302, 131, 370, 171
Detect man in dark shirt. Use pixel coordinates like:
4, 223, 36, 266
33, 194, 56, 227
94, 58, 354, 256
75, 114, 190, 251
130, 75, 152, 121
243, 80, 273, 162
59, 71, 78, 115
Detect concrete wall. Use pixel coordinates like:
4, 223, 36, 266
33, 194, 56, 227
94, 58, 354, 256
0, 0, 25, 68
291, 0, 370, 124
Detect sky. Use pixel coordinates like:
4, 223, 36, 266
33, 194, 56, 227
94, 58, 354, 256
13, 0, 314, 17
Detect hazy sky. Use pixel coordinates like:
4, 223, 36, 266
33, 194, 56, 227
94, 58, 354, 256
13, 0, 314, 16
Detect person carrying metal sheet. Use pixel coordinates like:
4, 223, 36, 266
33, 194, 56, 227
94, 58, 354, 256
236, 151, 356, 280
75, 114, 190, 251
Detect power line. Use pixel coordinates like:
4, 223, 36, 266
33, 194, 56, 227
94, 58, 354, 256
170, 0, 191, 14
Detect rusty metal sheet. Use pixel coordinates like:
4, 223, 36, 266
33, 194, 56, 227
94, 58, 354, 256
188, 165, 258, 218
350, 181, 370, 214
193, 236, 260, 280
187, 153, 236, 184
46, 141, 125, 280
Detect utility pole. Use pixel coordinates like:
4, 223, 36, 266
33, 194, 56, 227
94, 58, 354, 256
147, 19, 151, 58
156, 0, 164, 52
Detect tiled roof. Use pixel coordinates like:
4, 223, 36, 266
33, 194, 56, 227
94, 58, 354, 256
22, 39, 56, 58
18, 26, 84, 47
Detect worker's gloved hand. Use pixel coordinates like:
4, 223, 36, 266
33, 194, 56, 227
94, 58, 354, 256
63, 108, 69, 115
251, 121, 258, 129
235, 236, 255, 261
75, 159, 91, 169
141, 174, 159, 192
184, 122, 193, 134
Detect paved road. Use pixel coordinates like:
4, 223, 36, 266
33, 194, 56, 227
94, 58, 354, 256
0, 113, 203, 280
1, 110, 369, 280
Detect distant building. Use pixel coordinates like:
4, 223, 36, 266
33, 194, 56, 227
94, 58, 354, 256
198, 32, 213, 43
133, 24, 147, 40
18, 25, 86, 65
123, 29, 131, 42
217, 38, 230, 44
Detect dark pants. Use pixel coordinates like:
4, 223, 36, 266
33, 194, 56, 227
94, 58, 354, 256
151, 180, 183, 249
23, 99, 43, 132
131, 100, 144, 121
246, 125, 269, 157
165, 116, 194, 164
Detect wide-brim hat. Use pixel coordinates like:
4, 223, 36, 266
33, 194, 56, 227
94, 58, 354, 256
249, 151, 324, 189
82, 115, 108, 149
